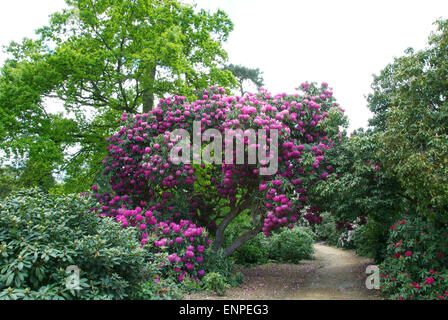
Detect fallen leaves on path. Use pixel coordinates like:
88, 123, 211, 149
185, 243, 382, 300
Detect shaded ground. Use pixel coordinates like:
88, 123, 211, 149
185, 243, 382, 300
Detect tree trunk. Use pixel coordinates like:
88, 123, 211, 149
223, 224, 263, 258
212, 205, 240, 252
239, 81, 244, 96
142, 65, 157, 113
212, 198, 257, 256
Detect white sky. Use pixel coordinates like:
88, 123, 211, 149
1, 0, 448, 131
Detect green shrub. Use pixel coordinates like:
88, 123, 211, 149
232, 233, 269, 265
313, 212, 340, 246
227, 226, 315, 265
221, 214, 269, 266
131, 277, 183, 300
379, 217, 448, 300
177, 274, 202, 294
202, 249, 243, 287
0, 189, 159, 300
202, 272, 229, 296
265, 226, 315, 263
353, 217, 393, 263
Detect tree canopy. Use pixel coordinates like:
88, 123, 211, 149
223, 64, 264, 96
0, 0, 236, 192
377, 20, 448, 221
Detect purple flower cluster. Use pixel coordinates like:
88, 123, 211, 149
92, 83, 344, 280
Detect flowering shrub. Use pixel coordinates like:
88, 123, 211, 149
379, 217, 448, 300
336, 226, 357, 249
336, 218, 369, 249
93, 82, 346, 279
314, 213, 364, 250
150, 220, 212, 282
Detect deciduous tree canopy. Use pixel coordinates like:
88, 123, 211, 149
0, 0, 236, 191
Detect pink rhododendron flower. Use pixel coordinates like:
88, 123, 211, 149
175, 237, 184, 244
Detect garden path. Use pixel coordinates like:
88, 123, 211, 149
185, 243, 382, 300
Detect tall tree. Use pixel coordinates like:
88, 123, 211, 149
0, 0, 236, 191
368, 19, 448, 222
223, 64, 264, 96
366, 60, 400, 131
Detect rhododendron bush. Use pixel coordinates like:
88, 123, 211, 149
93, 82, 346, 280
379, 217, 448, 300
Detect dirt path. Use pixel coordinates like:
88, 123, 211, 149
185, 243, 382, 300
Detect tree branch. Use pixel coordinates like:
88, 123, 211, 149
223, 221, 264, 258
212, 197, 252, 252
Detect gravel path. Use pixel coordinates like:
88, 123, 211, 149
185, 243, 382, 300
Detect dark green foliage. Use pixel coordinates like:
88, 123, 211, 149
17, 160, 57, 192
367, 19, 448, 222
377, 21, 448, 222
232, 233, 269, 265
367, 62, 399, 131
0, 189, 160, 300
353, 217, 394, 263
202, 249, 243, 287
313, 212, 340, 246
310, 130, 406, 226
0, 166, 19, 198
